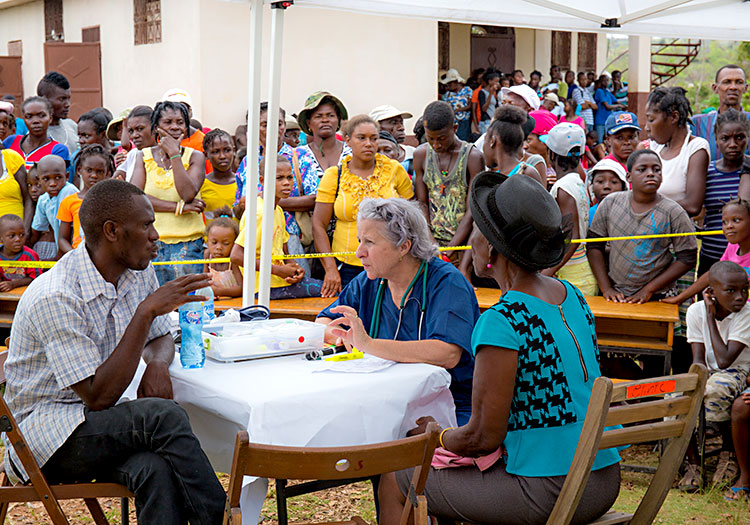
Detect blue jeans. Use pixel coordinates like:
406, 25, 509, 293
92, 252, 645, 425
268, 277, 323, 299
456, 118, 472, 142
339, 262, 364, 289
153, 238, 204, 286
594, 124, 606, 144
286, 233, 311, 276
41, 399, 225, 525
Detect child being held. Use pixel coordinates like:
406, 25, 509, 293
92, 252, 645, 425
230, 156, 323, 299
0, 214, 41, 291
57, 145, 114, 254
588, 149, 697, 304
203, 218, 242, 298
587, 158, 628, 227
679, 261, 750, 492
28, 155, 77, 259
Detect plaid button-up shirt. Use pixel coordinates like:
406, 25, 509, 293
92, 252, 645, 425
2, 245, 170, 482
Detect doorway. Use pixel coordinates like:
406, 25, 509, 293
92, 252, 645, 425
470, 26, 515, 76
43, 42, 102, 120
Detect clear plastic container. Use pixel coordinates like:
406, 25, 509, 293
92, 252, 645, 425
203, 318, 325, 362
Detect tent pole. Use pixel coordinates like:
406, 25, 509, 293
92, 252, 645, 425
257, 2, 287, 307
242, 0, 264, 307
618, 0, 692, 24
521, 0, 606, 24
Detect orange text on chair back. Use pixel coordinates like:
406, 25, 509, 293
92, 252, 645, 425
626, 380, 677, 399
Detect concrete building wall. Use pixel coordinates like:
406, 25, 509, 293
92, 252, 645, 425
59, 0, 203, 119
448, 22, 471, 80
514, 28, 535, 78
0, 0, 45, 98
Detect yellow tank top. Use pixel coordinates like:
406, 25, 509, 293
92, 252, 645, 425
200, 177, 237, 215
143, 147, 204, 244
0, 150, 26, 219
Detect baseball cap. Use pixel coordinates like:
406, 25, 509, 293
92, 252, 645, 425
605, 111, 641, 135
369, 105, 413, 122
501, 85, 541, 111
543, 92, 560, 104
540, 122, 586, 157
528, 110, 557, 137
162, 88, 192, 107
589, 158, 628, 186
0, 101, 13, 114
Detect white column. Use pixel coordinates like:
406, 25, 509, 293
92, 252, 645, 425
534, 29, 552, 80
241, 0, 264, 307
628, 35, 652, 94
257, 4, 286, 307
570, 32, 578, 73
628, 35, 652, 119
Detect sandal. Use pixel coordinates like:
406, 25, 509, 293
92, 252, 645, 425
723, 486, 750, 501
678, 463, 702, 493
712, 451, 739, 486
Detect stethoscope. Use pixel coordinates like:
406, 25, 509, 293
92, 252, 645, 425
369, 261, 428, 341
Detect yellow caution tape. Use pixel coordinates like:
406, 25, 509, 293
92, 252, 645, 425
571, 230, 723, 244
0, 231, 723, 269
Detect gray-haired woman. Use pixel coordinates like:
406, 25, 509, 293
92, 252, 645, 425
316, 198, 479, 425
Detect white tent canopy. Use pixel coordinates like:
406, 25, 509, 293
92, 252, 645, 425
287, 0, 750, 41
236, 0, 750, 306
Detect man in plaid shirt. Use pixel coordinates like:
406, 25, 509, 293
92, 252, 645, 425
3, 180, 225, 524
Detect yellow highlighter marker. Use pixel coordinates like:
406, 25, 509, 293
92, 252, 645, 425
325, 351, 364, 362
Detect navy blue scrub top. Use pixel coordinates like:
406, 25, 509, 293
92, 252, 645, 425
318, 257, 479, 425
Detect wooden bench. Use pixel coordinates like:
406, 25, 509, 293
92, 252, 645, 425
216, 288, 679, 373
214, 296, 335, 321
477, 288, 679, 374
0, 286, 26, 328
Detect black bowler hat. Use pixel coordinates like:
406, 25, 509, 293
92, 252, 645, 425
469, 171, 568, 271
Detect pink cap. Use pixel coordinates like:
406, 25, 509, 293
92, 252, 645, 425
528, 110, 558, 136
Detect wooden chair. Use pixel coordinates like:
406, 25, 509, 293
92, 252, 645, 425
0, 349, 134, 524
547, 363, 708, 525
223, 423, 441, 525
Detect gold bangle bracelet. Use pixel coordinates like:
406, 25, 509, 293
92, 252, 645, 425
439, 427, 456, 449
175, 200, 185, 216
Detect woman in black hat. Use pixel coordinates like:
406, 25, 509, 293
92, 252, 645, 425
379, 172, 621, 524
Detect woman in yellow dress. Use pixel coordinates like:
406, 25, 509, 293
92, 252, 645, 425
130, 101, 206, 285
313, 115, 414, 297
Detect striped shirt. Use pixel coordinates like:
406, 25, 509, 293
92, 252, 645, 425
2, 245, 170, 482
692, 110, 750, 161
702, 162, 741, 261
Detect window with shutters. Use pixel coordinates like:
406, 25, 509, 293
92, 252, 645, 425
577, 33, 598, 73
82, 26, 101, 43
44, 0, 64, 42
134, 0, 162, 45
551, 31, 571, 70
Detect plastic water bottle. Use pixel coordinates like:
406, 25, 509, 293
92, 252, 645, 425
179, 295, 205, 369
196, 285, 215, 323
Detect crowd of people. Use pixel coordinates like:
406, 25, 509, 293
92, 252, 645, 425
0, 60, 750, 523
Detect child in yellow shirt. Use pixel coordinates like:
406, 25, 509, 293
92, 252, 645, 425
230, 156, 322, 298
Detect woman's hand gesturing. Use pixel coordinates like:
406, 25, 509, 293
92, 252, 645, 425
327, 305, 371, 352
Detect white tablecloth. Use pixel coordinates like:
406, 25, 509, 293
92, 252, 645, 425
160, 353, 456, 523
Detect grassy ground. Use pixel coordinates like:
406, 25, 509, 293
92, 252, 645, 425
3, 446, 747, 524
